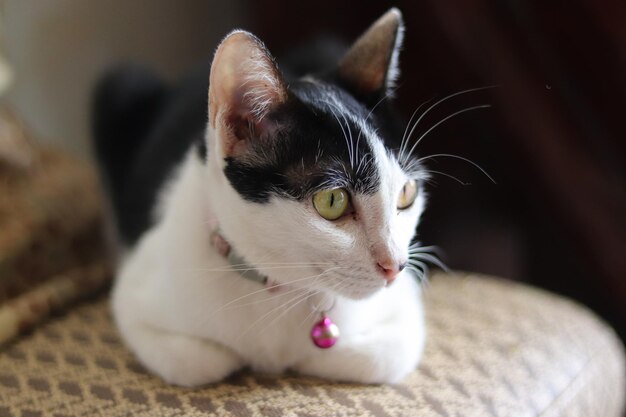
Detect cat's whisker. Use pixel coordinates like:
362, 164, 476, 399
415, 261, 433, 289
364, 86, 398, 123
186, 262, 335, 269
417, 153, 496, 184
407, 266, 428, 287
180, 260, 334, 270
260, 286, 322, 333
212, 266, 343, 313
296, 275, 345, 329
354, 126, 364, 169
328, 98, 360, 170
344, 114, 356, 169
235, 289, 311, 341
237, 271, 336, 340
404, 104, 491, 164
326, 102, 354, 170
221, 280, 315, 310
298, 295, 323, 328
410, 253, 449, 272
421, 169, 471, 186
399, 85, 497, 165
408, 245, 444, 257
406, 260, 428, 283
355, 153, 365, 176
398, 98, 433, 164
254, 269, 339, 333
409, 250, 441, 258
409, 243, 440, 251
334, 102, 357, 170
408, 242, 449, 272
354, 87, 395, 166
182, 263, 335, 273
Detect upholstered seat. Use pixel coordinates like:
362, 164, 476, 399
0, 271, 624, 417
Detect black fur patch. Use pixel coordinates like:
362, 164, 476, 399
93, 45, 411, 245
93, 65, 210, 244
223, 79, 404, 203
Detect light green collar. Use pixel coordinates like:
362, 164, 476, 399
226, 249, 268, 286
212, 229, 268, 286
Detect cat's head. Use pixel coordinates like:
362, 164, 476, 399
205, 8, 427, 299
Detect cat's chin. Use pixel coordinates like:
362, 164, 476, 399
329, 284, 385, 301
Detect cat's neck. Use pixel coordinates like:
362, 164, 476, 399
158, 148, 283, 291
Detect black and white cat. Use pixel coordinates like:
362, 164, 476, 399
94, 8, 429, 386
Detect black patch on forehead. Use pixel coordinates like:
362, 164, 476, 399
223, 80, 387, 203
317, 73, 425, 176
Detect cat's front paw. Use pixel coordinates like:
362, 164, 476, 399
151, 335, 240, 387
120, 322, 242, 387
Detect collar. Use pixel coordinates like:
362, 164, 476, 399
210, 231, 339, 349
211, 230, 281, 290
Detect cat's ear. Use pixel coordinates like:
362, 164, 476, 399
208, 30, 288, 157
337, 8, 404, 101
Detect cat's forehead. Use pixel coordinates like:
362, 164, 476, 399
222, 78, 405, 203
290, 78, 372, 121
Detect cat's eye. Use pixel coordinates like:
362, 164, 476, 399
313, 188, 349, 220
397, 180, 418, 210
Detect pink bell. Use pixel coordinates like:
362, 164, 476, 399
311, 315, 340, 349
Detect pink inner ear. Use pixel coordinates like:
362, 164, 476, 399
209, 31, 287, 134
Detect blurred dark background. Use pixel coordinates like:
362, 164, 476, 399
251, 0, 626, 341
4, 1, 625, 339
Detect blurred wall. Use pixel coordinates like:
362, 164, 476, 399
2, 0, 247, 158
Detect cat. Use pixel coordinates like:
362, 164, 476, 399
93, 8, 429, 387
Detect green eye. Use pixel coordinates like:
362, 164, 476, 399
313, 188, 349, 220
398, 180, 417, 210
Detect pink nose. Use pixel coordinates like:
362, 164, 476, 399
377, 259, 407, 285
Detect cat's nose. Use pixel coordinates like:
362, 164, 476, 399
377, 259, 407, 285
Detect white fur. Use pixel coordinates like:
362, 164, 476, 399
210, 30, 286, 123
112, 16, 426, 386
385, 8, 405, 94
112, 119, 426, 386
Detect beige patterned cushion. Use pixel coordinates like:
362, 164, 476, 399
0, 271, 624, 416
0, 112, 111, 346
